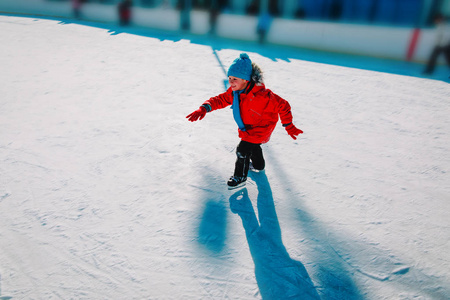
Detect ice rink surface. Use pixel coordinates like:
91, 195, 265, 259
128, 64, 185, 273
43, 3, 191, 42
1, 14, 449, 299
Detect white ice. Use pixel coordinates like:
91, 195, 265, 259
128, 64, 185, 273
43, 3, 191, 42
0, 15, 449, 299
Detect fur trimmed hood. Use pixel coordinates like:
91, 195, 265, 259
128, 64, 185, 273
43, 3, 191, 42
251, 63, 264, 84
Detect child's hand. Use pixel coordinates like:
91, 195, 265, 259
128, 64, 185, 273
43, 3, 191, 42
186, 106, 207, 122
285, 123, 303, 140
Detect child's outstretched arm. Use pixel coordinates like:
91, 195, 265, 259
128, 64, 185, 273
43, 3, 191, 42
186, 90, 233, 122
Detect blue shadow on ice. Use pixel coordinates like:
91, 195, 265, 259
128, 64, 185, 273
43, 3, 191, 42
229, 172, 321, 300
198, 198, 228, 253
264, 151, 364, 299
199, 200, 227, 252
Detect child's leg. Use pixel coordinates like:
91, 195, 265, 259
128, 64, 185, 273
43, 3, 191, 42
250, 144, 265, 171
233, 141, 254, 178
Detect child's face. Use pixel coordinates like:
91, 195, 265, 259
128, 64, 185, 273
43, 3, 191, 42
229, 76, 248, 91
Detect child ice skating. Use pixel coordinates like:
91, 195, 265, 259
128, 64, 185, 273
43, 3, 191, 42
186, 53, 303, 189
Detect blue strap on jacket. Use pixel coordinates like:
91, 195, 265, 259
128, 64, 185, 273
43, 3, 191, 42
231, 90, 246, 131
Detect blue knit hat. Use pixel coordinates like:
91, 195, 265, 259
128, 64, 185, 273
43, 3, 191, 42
227, 53, 252, 81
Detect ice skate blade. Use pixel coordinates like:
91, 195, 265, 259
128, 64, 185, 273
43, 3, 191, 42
227, 182, 246, 190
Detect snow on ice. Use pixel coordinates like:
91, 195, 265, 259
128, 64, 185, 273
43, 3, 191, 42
0, 15, 449, 299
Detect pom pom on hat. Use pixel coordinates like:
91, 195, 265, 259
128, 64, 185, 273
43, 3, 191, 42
227, 53, 252, 81
239, 53, 249, 59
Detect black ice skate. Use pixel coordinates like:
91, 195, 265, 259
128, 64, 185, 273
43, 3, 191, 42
227, 176, 247, 190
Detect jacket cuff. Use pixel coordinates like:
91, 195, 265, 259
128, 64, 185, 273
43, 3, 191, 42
202, 104, 212, 112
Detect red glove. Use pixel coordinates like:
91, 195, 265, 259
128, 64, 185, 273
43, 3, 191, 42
186, 106, 207, 122
285, 123, 303, 140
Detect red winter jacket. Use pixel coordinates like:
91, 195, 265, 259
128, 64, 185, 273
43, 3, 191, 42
203, 83, 293, 144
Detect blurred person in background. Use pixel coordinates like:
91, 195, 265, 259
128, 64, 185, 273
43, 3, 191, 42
178, 0, 192, 31
208, 0, 220, 35
257, 11, 272, 44
72, 0, 82, 19
423, 13, 450, 75
118, 0, 133, 26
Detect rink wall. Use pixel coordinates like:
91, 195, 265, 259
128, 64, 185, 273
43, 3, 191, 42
0, 0, 436, 63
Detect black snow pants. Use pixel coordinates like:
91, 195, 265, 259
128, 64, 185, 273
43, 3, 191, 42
233, 140, 265, 178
